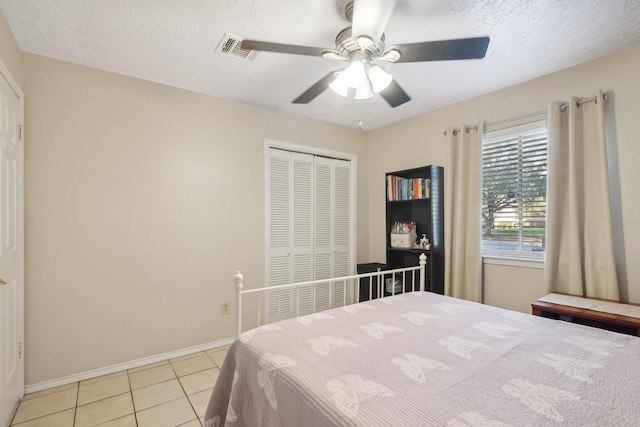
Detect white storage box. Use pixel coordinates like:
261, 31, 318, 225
385, 278, 402, 294
390, 232, 416, 248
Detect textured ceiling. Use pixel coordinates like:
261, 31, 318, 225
1, 0, 640, 130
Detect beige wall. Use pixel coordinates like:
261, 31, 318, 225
368, 44, 640, 311
0, 8, 21, 84
22, 53, 368, 384
7, 5, 640, 384
482, 262, 545, 313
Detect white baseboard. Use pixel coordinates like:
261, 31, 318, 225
24, 338, 235, 394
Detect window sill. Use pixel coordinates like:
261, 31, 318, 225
482, 256, 545, 270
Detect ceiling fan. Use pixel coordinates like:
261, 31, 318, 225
241, 0, 490, 108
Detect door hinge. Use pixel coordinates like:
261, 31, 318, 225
18, 341, 24, 359
18, 125, 23, 141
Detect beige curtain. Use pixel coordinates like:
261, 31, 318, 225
544, 90, 619, 300
444, 125, 482, 302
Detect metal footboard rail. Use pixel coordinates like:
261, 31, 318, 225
233, 253, 427, 337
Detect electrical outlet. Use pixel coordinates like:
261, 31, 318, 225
221, 301, 231, 315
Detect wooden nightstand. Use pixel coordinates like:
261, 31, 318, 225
532, 293, 640, 336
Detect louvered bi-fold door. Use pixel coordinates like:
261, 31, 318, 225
267, 148, 354, 322
314, 157, 352, 311
267, 150, 314, 321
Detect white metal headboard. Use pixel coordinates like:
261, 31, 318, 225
233, 253, 427, 337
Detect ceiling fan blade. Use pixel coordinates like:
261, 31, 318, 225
241, 40, 328, 57
388, 37, 490, 63
292, 72, 338, 104
379, 79, 410, 108
352, 0, 398, 45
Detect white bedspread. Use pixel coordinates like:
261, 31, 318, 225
205, 292, 640, 426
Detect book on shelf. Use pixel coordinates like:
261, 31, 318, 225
386, 175, 430, 201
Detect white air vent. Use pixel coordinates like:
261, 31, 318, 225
216, 33, 257, 61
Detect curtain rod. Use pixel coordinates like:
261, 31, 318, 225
559, 93, 607, 112
485, 109, 546, 130
486, 93, 607, 129
444, 92, 608, 136
443, 125, 478, 136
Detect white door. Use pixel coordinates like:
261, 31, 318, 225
266, 149, 314, 320
290, 153, 314, 315
0, 64, 24, 426
313, 156, 332, 310
331, 158, 351, 277
266, 144, 355, 321
314, 157, 351, 309
266, 149, 293, 320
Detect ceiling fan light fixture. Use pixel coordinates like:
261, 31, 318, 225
343, 59, 367, 87
330, 59, 369, 98
330, 60, 390, 99
329, 72, 350, 97
354, 79, 374, 100
367, 64, 392, 92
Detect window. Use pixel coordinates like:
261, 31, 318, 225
482, 120, 547, 259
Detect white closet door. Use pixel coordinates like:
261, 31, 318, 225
267, 149, 292, 320
266, 149, 314, 320
314, 157, 352, 309
333, 159, 351, 273
266, 146, 354, 321
290, 153, 314, 315
313, 157, 332, 311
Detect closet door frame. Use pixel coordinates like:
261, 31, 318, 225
264, 139, 357, 318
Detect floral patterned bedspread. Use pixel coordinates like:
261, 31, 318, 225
205, 292, 640, 426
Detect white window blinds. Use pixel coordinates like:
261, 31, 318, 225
482, 120, 548, 258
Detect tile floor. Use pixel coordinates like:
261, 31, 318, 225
10, 346, 229, 427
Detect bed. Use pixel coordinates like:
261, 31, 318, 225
204, 259, 640, 426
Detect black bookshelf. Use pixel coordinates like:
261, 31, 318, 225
385, 165, 444, 294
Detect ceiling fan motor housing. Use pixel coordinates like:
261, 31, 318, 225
335, 27, 386, 58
